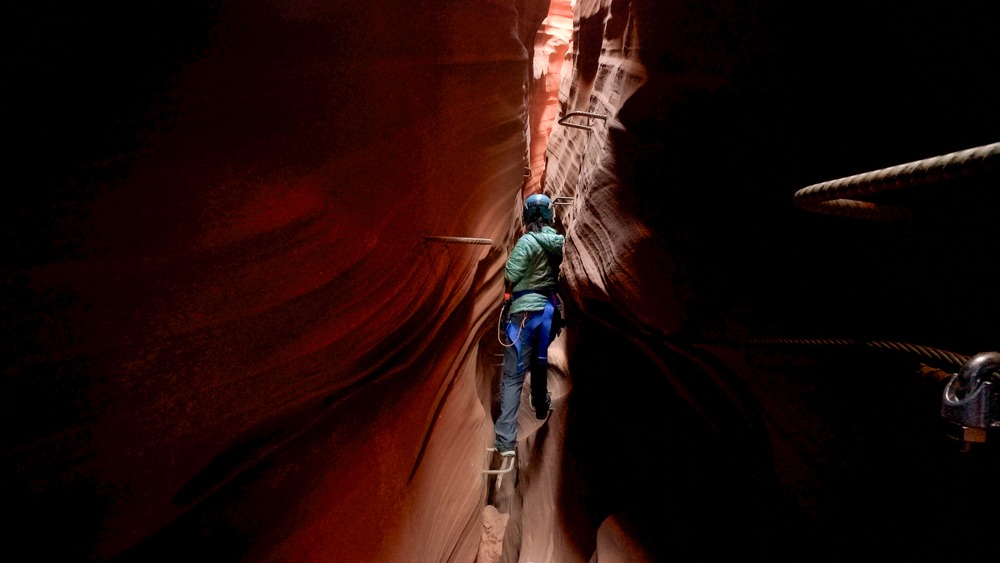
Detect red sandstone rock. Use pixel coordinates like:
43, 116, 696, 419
4, 1, 999, 562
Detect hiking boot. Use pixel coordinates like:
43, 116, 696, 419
494, 438, 515, 457
534, 392, 551, 420
529, 365, 550, 420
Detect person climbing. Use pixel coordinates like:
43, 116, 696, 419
494, 192, 565, 457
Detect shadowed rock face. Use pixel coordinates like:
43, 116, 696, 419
544, 2, 1000, 561
4, 1, 999, 562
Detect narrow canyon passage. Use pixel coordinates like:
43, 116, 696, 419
5, 2, 999, 562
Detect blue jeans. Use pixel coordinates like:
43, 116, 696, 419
495, 309, 553, 447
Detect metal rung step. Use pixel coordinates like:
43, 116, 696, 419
483, 447, 515, 475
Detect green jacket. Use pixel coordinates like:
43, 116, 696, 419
504, 226, 564, 314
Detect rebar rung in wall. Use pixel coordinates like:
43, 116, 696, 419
424, 236, 493, 245
482, 451, 515, 475
557, 111, 609, 131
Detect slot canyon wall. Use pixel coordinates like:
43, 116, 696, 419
544, 1, 1000, 561
6, 2, 547, 561
4, 1, 999, 562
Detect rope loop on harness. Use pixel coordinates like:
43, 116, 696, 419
498, 311, 525, 347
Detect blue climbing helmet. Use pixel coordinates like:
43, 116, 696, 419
523, 193, 554, 223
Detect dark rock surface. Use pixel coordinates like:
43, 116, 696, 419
4, 1, 998, 561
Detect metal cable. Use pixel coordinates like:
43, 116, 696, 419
793, 142, 1000, 221
745, 337, 971, 369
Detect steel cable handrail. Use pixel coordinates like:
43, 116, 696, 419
744, 337, 972, 369
793, 142, 999, 221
